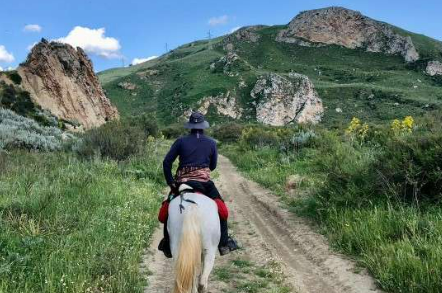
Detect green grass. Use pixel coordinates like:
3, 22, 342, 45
98, 22, 442, 127
221, 118, 442, 293
0, 141, 167, 293
213, 257, 292, 293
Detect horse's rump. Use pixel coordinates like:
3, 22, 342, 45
168, 193, 221, 293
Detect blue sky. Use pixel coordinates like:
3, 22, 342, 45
1, 0, 441, 72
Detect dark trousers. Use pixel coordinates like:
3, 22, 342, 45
164, 180, 229, 246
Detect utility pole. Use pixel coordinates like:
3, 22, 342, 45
207, 30, 213, 50
165, 43, 169, 53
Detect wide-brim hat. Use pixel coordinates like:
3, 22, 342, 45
184, 111, 210, 129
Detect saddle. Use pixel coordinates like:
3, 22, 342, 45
158, 184, 229, 223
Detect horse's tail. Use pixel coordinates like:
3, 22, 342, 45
173, 205, 202, 293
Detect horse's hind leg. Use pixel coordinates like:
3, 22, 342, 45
198, 248, 216, 293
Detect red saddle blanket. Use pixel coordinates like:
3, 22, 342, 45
158, 194, 229, 223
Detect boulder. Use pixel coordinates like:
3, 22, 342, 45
286, 174, 304, 193
117, 81, 137, 90
426, 61, 442, 76
250, 73, 323, 126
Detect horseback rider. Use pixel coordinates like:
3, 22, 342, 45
158, 111, 239, 258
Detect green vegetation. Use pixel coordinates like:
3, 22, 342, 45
221, 114, 442, 293
99, 23, 442, 128
0, 76, 61, 127
213, 257, 291, 293
0, 133, 167, 292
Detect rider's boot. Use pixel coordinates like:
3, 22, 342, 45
218, 219, 239, 255
158, 224, 172, 258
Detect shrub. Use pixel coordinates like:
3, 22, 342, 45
0, 108, 73, 151
313, 115, 442, 210
6, 71, 22, 85
128, 114, 159, 137
76, 121, 145, 161
240, 127, 281, 149
374, 132, 442, 203
286, 129, 317, 153
161, 123, 187, 139
212, 122, 244, 143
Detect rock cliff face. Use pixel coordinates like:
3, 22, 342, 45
426, 61, 442, 76
18, 39, 119, 130
210, 52, 251, 77
250, 73, 323, 126
277, 7, 419, 62
198, 91, 243, 119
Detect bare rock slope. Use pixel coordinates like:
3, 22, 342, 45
251, 73, 323, 126
18, 39, 119, 130
277, 7, 419, 62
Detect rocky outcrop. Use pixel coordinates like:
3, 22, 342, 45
136, 69, 159, 80
223, 26, 265, 52
18, 39, 119, 130
229, 26, 264, 43
426, 61, 442, 76
118, 81, 137, 90
198, 91, 243, 119
210, 52, 250, 76
277, 7, 419, 62
250, 73, 323, 126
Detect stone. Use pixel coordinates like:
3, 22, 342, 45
225, 26, 265, 44
250, 73, 323, 126
210, 52, 250, 76
197, 91, 243, 119
286, 174, 304, 192
118, 81, 137, 90
18, 40, 118, 130
276, 7, 419, 62
426, 61, 442, 76
136, 69, 159, 79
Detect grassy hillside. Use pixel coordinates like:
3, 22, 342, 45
99, 23, 442, 127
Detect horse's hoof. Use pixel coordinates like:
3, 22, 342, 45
198, 284, 206, 293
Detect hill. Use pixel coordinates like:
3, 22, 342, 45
99, 6, 442, 127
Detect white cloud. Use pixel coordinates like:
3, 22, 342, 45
230, 26, 241, 33
131, 56, 158, 65
208, 15, 229, 26
0, 66, 15, 71
0, 45, 14, 63
23, 24, 42, 33
55, 26, 121, 59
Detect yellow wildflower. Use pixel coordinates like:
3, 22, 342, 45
402, 116, 414, 133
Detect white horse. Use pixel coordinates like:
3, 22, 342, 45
168, 184, 221, 293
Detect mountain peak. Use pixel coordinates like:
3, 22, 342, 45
277, 6, 419, 62
18, 40, 119, 130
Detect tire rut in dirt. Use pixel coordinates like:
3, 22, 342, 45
217, 155, 382, 293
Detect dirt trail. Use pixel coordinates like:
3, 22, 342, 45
142, 155, 382, 293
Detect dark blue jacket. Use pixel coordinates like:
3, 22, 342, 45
163, 132, 218, 185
